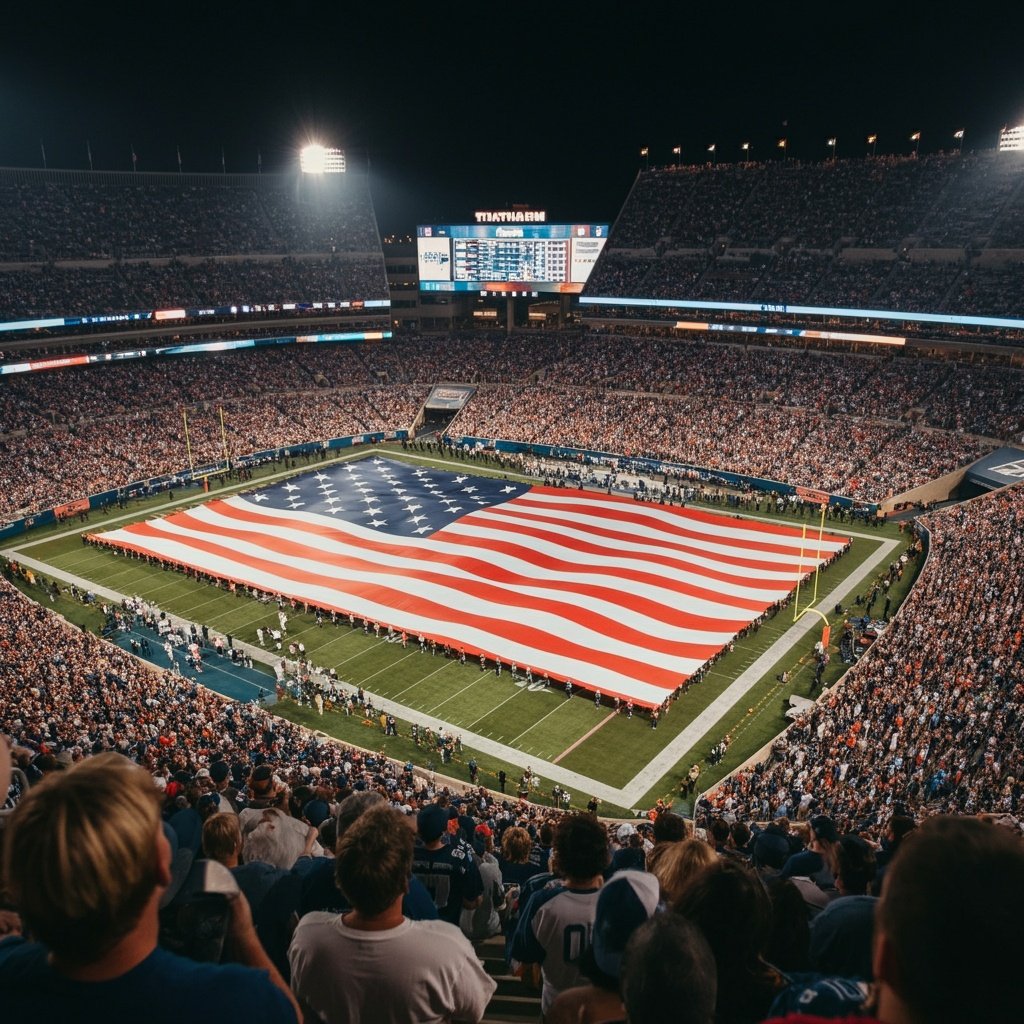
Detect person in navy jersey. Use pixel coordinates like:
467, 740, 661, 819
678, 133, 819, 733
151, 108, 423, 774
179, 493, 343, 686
411, 802, 484, 925
0, 753, 298, 1023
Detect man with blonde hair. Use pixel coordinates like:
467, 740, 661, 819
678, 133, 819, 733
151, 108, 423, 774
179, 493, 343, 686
0, 753, 298, 1023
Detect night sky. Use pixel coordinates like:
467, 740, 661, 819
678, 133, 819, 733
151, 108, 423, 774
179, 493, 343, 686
2, 2, 1022, 234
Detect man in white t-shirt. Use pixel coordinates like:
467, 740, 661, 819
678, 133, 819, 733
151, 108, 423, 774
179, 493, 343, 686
289, 805, 495, 1023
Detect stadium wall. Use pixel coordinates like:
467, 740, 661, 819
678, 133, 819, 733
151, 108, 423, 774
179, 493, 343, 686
879, 464, 971, 514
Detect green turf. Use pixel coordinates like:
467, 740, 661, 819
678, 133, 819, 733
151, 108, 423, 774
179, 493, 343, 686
5, 446, 918, 816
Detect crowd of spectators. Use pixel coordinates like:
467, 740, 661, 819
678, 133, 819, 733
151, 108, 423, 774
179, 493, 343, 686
0, 382, 427, 519
4, 329, 1023, 518
1, 539, 1022, 1022
450, 382, 991, 502
591, 151, 1024, 257
706, 484, 1024, 827
0, 171, 381, 261
0, 256, 388, 320
4, 151, 1024, 1024
584, 151, 1024, 340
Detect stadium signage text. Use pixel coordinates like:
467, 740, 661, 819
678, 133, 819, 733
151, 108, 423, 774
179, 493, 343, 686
474, 210, 546, 223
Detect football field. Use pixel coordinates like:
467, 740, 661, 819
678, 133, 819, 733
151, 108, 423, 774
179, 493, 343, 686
4, 447, 911, 815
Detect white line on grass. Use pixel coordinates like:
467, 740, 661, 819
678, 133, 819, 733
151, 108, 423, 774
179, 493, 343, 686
352, 650, 418, 685
467, 687, 525, 730
552, 711, 618, 764
507, 697, 571, 746
425, 674, 490, 716
390, 660, 457, 702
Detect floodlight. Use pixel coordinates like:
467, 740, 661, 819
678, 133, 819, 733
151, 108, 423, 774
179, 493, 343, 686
300, 144, 346, 174
301, 144, 327, 174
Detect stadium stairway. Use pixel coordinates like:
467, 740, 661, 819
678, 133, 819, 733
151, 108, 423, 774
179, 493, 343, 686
476, 934, 543, 1023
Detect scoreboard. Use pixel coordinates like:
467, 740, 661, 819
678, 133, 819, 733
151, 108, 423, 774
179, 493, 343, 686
417, 223, 608, 295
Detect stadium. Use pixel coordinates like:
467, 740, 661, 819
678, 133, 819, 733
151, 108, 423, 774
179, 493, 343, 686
2, 8, 1024, 1022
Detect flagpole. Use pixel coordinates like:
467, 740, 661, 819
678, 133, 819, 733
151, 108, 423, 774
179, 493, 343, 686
40, 140, 47, 169
86, 139, 93, 172
182, 409, 196, 476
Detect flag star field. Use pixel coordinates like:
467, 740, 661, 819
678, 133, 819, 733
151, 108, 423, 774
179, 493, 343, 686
92, 458, 848, 706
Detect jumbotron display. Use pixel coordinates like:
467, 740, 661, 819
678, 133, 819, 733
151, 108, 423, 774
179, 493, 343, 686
417, 224, 608, 295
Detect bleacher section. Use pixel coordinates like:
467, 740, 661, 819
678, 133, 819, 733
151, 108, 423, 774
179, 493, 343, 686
585, 151, 1024, 342
0, 167, 388, 331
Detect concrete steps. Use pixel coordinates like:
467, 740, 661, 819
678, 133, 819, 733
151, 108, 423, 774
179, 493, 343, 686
476, 935, 542, 1023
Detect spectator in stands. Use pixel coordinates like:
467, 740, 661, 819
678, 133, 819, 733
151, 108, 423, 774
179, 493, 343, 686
0, 753, 299, 1022
547, 870, 660, 1024
619, 913, 717, 1024
674, 859, 788, 1024
762, 815, 1024, 1024
288, 804, 495, 1023
648, 837, 716, 905
299, 790, 437, 920
512, 812, 610, 1018
805, 834, 878, 979
412, 801, 484, 926
460, 824, 504, 941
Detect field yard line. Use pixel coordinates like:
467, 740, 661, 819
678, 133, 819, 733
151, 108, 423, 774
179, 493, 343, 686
467, 687, 525, 730
352, 650, 417, 684
175, 590, 237, 620
552, 711, 618, 764
206, 601, 272, 630
424, 672, 490, 715
390, 660, 457, 701
508, 696, 571, 746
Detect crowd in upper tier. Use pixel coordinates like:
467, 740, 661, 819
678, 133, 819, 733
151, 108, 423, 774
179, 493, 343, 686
0, 171, 381, 261
585, 152, 1024, 334
0, 256, 388, 319
598, 151, 1024, 251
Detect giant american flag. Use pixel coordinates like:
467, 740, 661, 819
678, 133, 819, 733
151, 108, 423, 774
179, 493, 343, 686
91, 457, 848, 706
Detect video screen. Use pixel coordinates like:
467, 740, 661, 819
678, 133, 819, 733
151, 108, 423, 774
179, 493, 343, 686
417, 224, 608, 295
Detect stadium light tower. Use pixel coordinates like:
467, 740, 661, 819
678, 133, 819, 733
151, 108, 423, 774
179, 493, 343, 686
910, 131, 921, 156
741, 141, 752, 162
300, 143, 346, 174
954, 128, 965, 153
707, 143, 716, 164
867, 133, 878, 157
777, 137, 788, 158
672, 145, 681, 167
640, 146, 649, 170
827, 137, 837, 160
